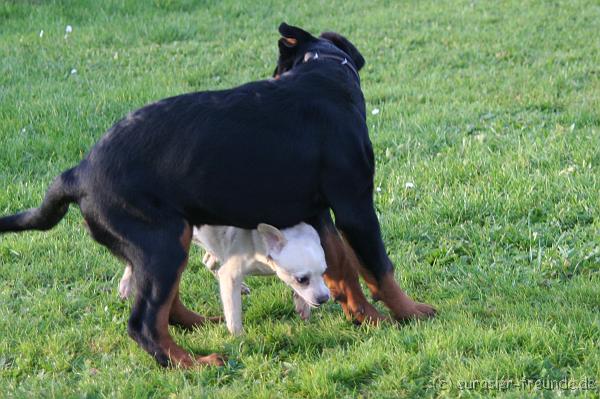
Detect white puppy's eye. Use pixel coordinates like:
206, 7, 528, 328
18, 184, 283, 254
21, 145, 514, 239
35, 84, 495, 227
295, 275, 309, 285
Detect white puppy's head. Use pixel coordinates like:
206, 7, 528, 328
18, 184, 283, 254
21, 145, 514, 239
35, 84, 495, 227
257, 223, 329, 307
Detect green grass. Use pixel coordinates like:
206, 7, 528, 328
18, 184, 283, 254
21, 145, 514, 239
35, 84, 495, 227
1, 0, 599, 397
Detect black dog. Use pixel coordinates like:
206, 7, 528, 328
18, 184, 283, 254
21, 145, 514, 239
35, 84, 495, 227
0, 23, 435, 368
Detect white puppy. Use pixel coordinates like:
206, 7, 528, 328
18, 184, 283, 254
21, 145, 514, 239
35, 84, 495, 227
193, 222, 329, 335
119, 222, 329, 335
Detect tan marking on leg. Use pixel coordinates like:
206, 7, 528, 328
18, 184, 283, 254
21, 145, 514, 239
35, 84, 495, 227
321, 229, 386, 324
179, 222, 193, 250
345, 240, 436, 321
169, 294, 223, 329
170, 223, 223, 329
155, 222, 225, 368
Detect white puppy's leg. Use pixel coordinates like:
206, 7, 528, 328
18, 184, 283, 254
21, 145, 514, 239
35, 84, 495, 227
204, 251, 251, 296
203, 251, 218, 270
203, 252, 222, 281
293, 291, 311, 320
217, 260, 245, 335
118, 264, 133, 300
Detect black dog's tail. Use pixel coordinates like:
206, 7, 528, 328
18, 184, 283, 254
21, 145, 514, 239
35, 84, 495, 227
0, 167, 80, 233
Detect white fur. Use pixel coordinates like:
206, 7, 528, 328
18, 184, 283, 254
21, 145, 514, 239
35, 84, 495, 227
118, 263, 133, 300
194, 222, 329, 335
118, 222, 329, 335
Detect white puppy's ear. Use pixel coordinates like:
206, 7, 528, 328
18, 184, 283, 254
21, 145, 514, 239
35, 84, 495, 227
257, 223, 287, 255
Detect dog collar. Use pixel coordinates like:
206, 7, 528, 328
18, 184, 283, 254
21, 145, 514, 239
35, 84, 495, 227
303, 51, 360, 84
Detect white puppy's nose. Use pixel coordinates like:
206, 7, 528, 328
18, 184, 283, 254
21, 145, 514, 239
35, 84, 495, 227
316, 293, 329, 305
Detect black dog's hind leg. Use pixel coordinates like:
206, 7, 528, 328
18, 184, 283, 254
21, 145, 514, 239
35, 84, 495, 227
123, 220, 225, 368
169, 292, 223, 330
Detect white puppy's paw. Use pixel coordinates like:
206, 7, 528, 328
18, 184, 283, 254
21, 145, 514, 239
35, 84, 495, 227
241, 282, 251, 295
293, 292, 311, 321
227, 321, 244, 336
119, 265, 133, 300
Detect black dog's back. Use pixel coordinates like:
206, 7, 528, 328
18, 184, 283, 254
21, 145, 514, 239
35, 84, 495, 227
79, 69, 353, 228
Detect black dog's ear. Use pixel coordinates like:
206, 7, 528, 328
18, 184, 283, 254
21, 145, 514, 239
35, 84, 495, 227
273, 39, 296, 77
274, 23, 317, 77
319, 31, 365, 71
278, 22, 316, 47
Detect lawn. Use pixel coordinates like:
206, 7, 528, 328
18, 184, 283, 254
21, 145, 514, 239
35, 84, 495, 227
0, 0, 599, 397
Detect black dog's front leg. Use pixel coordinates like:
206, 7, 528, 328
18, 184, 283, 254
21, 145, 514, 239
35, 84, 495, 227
331, 196, 436, 321
311, 211, 386, 324
320, 125, 436, 321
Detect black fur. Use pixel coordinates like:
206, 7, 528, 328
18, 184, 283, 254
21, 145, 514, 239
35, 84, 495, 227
0, 23, 394, 366
0, 168, 78, 232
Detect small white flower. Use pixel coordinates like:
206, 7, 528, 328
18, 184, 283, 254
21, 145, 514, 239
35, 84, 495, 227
405, 182, 415, 189
559, 165, 576, 175
66, 25, 73, 33
70, 68, 77, 75
371, 108, 380, 115
21, 128, 26, 133
39, 30, 44, 38
376, 186, 382, 193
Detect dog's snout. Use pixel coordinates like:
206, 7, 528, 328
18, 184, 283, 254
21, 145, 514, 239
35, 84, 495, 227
317, 293, 329, 305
